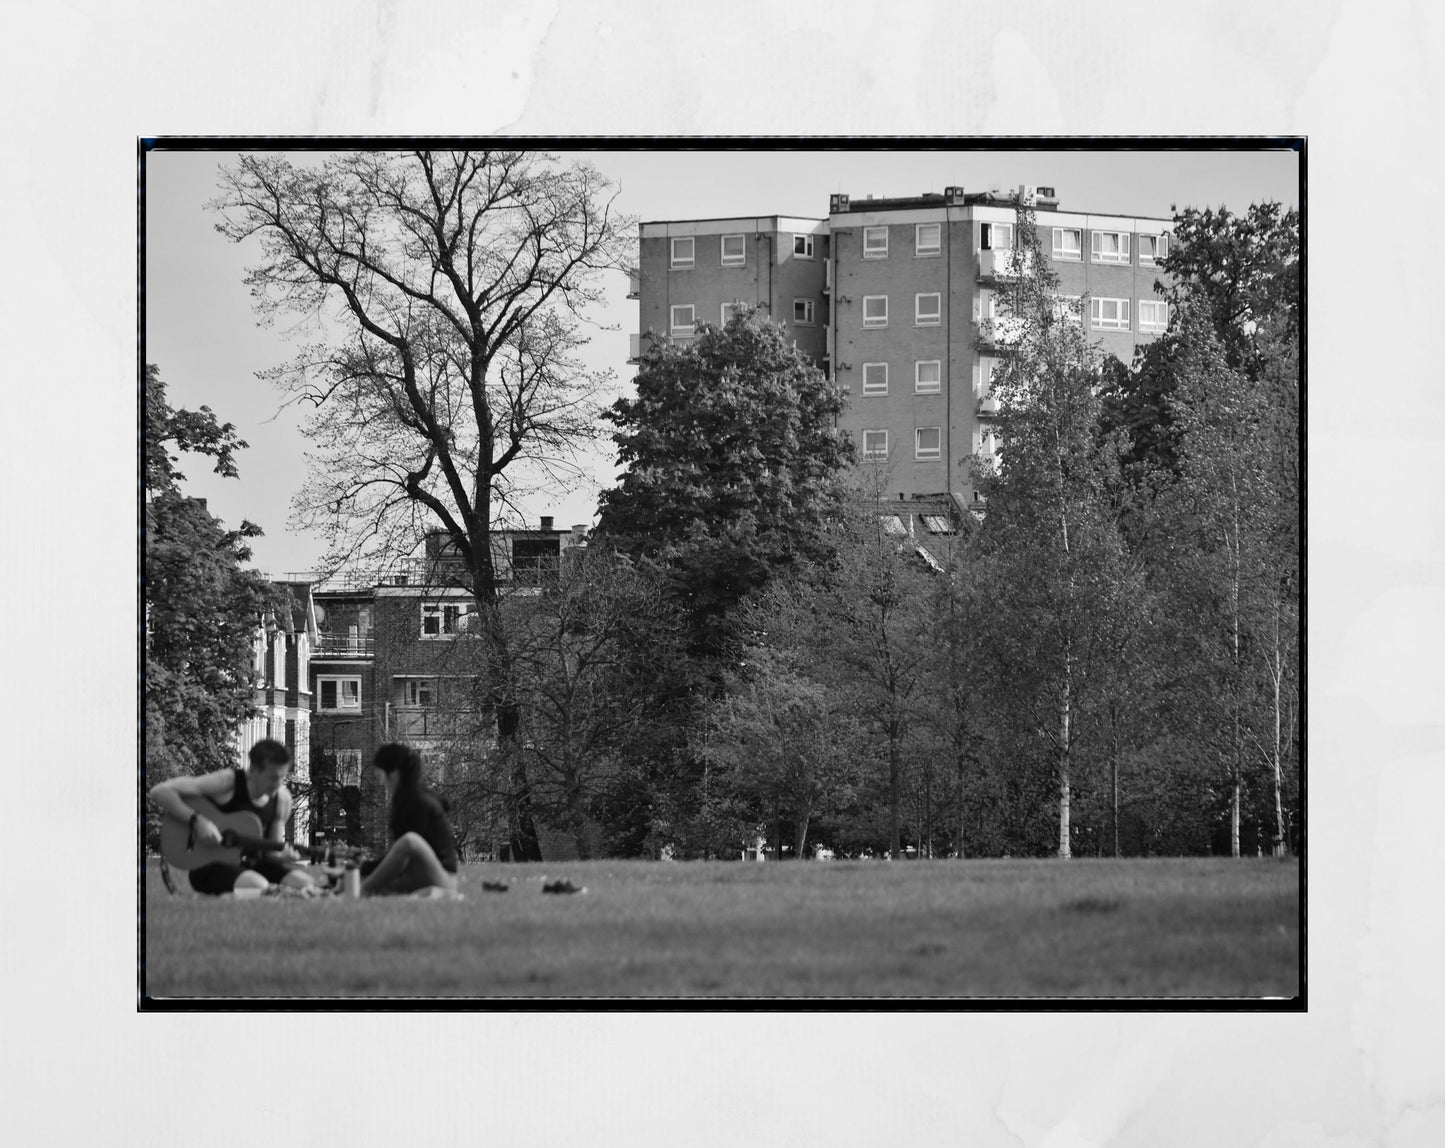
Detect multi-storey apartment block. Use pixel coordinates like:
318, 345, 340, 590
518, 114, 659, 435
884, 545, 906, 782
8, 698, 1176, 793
631, 185, 1174, 522
631, 214, 831, 366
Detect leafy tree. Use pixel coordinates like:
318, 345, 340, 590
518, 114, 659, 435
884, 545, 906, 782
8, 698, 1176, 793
700, 645, 866, 861
504, 546, 684, 857
972, 210, 1147, 859
212, 150, 634, 860
145, 364, 277, 818
598, 307, 853, 655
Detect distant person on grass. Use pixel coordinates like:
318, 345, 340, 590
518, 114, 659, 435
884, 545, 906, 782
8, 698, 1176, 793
149, 738, 319, 896
359, 743, 461, 899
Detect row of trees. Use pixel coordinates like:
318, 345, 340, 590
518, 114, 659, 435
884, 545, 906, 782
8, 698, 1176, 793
159, 151, 1297, 861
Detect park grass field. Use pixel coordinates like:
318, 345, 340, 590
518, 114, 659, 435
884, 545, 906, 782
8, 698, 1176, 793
142, 857, 1300, 1001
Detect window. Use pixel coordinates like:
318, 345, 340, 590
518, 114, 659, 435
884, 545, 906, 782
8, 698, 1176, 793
879, 515, 907, 537
1090, 297, 1131, 331
921, 514, 952, 534
862, 363, 888, 395
914, 427, 942, 461
862, 429, 888, 459
1052, 228, 1081, 261
721, 234, 746, 266
973, 360, 996, 398
335, 749, 362, 787
1051, 294, 1083, 326
793, 234, 815, 259
402, 678, 435, 708
915, 223, 941, 256
721, 300, 746, 325
670, 236, 694, 268
863, 226, 889, 259
670, 304, 696, 334
1138, 300, 1169, 333
1138, 233, 1169, 266
1091, 230, 1130, 264
862, 295, 888, 328
318, 676, 361, 713
793, 298, 815, 325
421, 600, 475, 638
914, 293, 941, 326
980, 222, 1014, 250
915, 360, 941, 394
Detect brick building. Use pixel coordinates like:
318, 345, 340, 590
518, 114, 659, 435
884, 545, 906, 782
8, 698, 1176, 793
632, 185, 1174, 524
300, 519, 590, 857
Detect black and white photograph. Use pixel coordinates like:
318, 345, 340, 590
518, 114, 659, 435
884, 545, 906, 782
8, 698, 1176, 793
140, 142, 1302, 1003
7, 2, 1442, 1144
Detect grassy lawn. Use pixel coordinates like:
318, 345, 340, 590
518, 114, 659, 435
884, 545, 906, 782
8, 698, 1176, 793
141, 857, 1300, 1001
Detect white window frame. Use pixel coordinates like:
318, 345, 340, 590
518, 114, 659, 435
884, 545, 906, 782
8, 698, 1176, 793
980, 222, 1014, 251
973, 359, 996, 398
914, 427, 942, 461
720, 234, 746, 267
401, 677, 436, 708
861, 363, 888, 396
914, 360, 941, 394
1137, 300, 1169, 333
1138, 233, 1169, 267
670, 236, 694, 269
318, 675, 361, 713
721, 301, 746, 326
1091, 229, 1131, 265
1090, 297, 1131, 331
1052, 228, 1082, 261
862, 295, 888, 328
792, 234, 815, 259
863, 226, 889, 259
915, 223, 941, 256
793, 298, 815, 325
914, 292, 941, 326
862, 429, 889, 459
670, 304, 696, 335
421, 600, 474, 639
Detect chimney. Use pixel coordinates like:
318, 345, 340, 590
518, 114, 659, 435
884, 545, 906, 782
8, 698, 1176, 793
539, 515, 554, 532
571, 524, 588, 539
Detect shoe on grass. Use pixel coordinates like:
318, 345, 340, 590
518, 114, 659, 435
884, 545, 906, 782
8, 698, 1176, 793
542, 879, 586, 895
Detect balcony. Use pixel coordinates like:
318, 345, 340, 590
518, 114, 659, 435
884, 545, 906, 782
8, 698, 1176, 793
975, 315, 1026, 350
628, 333, 641, 363
626, 270, 640, 299
314, 634, 375, 659
823, 257, 831, 294
977, 248, 1035, 282
977, 394, 1000, 416
389, 707, 490, 740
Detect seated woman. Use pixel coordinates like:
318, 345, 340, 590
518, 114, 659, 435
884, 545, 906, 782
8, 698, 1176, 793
359, 743, 461, 898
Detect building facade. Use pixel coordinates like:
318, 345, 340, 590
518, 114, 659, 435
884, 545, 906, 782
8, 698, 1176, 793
632, 185, 1174, 517
237, 581, 316, 843
300, 520, 590, 857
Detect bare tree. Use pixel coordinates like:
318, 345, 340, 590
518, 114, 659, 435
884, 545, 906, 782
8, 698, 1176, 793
212, 150, 634, 858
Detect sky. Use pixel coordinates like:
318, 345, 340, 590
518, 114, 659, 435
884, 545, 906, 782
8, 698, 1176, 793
145, 144, 1299, 576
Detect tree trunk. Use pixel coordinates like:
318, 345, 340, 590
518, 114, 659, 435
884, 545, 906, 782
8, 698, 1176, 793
888, 718, 902, 860
1270, 608, 1287, 857
956, 748, 967, 860
1111, 717, 1120, 859
794, 812, 810, 860
1058, 651, 1073, 860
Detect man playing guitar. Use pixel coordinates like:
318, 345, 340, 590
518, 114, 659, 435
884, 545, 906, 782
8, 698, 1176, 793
149, 738, 320, 896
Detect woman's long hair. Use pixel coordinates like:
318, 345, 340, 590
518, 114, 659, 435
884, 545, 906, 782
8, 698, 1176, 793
373, 742, 430, 841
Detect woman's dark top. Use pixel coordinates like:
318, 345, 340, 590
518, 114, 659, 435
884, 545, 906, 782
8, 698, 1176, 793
391, 786, 459, 873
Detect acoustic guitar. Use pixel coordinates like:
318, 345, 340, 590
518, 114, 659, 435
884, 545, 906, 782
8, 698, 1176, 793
160, 796, 366, 871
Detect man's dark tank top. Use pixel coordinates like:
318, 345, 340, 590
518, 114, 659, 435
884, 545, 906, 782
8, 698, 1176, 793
215, 768, 279, 834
